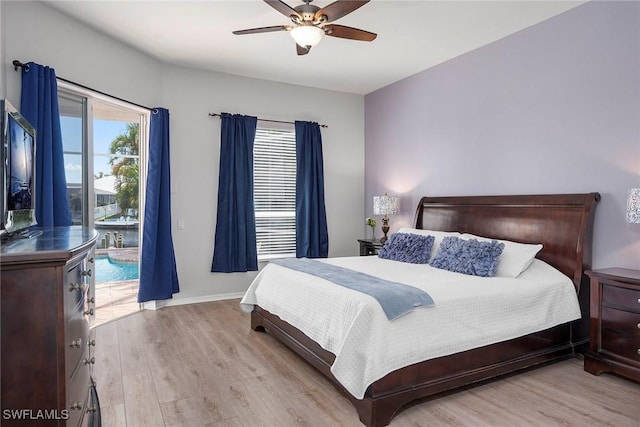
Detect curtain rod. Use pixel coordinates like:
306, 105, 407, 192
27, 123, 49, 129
12, 60, 155, 112
208, 112, 328, 128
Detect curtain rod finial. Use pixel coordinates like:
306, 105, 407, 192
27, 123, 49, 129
12, 60, 28, 72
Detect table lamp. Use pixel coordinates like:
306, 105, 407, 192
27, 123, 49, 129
627, 188, 640, 223
373, 193, 399, 243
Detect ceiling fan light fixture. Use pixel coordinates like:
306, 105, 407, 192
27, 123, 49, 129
290, 25, 324, 47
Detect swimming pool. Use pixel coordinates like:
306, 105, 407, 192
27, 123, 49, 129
95, 257, 139, 283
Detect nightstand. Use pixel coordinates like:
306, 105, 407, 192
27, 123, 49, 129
584, 268, 640, 382
358, 239, 384, 256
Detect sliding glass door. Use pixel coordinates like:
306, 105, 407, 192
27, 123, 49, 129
58, 85, 149, 325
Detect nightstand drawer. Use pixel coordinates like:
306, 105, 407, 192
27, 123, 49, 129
602, 284, 640, 312
358, 239, 383, 256
602, 306, 640, 335
362, 245, 378, 256
601, 328, 640, 363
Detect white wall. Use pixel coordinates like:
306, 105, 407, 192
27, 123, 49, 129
0, 0, 5, 98
3, 1, 365, 303
161, 64, 364, 301
4, 1, 162, 110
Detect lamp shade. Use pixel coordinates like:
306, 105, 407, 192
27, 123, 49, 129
373, 195, 399, 216
627, 188, 640, 223
290, 25, 324, 47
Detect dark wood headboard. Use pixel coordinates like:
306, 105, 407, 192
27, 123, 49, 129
414, 193, 600, 291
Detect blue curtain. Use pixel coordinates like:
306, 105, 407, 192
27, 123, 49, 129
138, 108, 180, 302
295, 121, 328, 258
211, 114, 258, 272
20, 62, 71, 227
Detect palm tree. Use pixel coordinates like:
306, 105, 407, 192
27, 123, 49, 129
109, 123, 139, 216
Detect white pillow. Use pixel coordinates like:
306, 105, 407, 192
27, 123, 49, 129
397, 227, 461, 261
460, 233, 543, 278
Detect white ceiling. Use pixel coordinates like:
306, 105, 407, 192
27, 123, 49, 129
43, 0, 585, 95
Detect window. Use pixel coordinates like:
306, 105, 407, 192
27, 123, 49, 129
254, 126, 296, 259
58, 92, 87, 225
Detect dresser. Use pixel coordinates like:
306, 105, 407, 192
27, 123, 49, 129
1, 226, 100, 426
584, 268, 640, 382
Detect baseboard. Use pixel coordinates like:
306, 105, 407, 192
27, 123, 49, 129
144, 292, 245, 310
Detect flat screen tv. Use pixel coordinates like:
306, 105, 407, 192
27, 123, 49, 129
0, 99, 38, 238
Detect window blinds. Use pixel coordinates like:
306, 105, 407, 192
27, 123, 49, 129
253, 127, 296, 259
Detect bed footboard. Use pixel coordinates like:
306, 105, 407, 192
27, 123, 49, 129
252, 306, 577, 427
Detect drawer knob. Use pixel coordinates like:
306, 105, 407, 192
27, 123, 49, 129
84, 356, 96, 365
638, 323, 640, 330
638, 349, 640, 355
82, 269, 92, 277
84, 308, 95, 316
69, 283, 87, 292
88, 257, 94, 264
88, 296, 95, 304
88, 339, 96, 347
69, 338, 82, 348
70, 402, 83, 411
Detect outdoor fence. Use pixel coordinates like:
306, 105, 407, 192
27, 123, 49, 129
95, 203, 119, 220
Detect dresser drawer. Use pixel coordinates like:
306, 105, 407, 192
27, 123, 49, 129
65, 261, 87, 314
88, 327, 97, 361
66, 292, 90, 377
67, 350, 91, 427
602, 284, 640, 312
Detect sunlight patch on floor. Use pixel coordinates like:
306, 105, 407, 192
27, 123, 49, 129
94, 279, 140, 326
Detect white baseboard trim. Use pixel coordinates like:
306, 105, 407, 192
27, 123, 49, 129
143, 292, 245, 310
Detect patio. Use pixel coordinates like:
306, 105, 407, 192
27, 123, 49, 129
94, 279, 139, 326
94, 248, 140, 326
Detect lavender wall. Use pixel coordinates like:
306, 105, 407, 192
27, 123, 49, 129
365, 1, 640, 269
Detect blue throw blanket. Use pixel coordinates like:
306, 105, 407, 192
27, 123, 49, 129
272, 258, 434, 320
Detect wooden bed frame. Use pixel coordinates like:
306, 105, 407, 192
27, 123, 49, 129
250, 193, 600, 426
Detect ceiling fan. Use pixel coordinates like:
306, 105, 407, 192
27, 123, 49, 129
233, 0, 377, 56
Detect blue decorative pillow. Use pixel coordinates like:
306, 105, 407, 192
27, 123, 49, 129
378, 233, 435, 264
430, 236, 505, 277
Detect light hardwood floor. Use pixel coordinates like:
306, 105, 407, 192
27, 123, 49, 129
92, 299, 640, 427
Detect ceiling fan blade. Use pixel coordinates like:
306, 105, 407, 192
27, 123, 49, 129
233, 25, 291, 35
264, 0, 301, 20
315, 0, 370, 23
296, 43, 310, 56
324, 24, 376, 42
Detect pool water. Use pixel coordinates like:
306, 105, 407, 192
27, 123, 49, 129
95, 257, 139, 283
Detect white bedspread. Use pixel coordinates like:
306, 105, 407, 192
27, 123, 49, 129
240, 256, 581, 399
